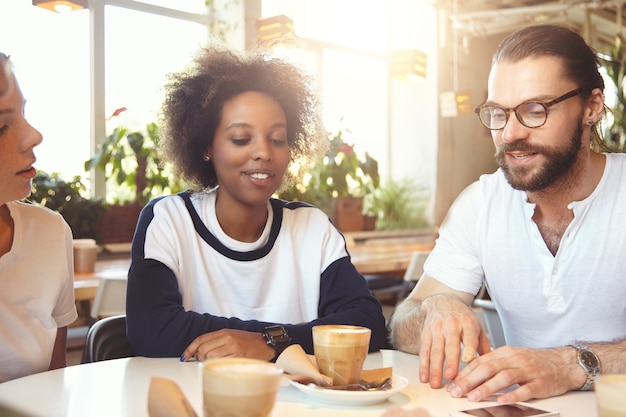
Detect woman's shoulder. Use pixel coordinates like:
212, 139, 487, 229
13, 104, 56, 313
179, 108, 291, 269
9, 200, 66, 223
8, 201, 71, 242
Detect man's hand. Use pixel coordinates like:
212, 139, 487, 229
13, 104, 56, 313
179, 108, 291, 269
447, 345, 583, 403
181, 329, 274, 362
418, 294, 491, 388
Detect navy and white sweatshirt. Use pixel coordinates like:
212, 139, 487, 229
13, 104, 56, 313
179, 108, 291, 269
126, 190, 386, 357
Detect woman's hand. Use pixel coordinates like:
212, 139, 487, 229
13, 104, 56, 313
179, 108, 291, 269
181, 329, 275, 362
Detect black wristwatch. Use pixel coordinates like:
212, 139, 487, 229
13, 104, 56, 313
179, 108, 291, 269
570, 344, 601, 391
263, 325, 292, 362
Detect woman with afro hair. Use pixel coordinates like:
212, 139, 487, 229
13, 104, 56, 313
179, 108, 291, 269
126, 43, 386, 362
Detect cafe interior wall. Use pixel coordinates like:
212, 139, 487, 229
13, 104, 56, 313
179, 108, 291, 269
433, 29, 501, 225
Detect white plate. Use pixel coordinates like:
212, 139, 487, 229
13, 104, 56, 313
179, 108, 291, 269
288, 374, 409, 406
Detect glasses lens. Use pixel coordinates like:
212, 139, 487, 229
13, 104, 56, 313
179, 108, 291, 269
479, 106, 506, 129
517, 102, 547, 128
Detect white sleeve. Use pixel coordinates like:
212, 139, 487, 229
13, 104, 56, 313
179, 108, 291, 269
424, 180, 485, 295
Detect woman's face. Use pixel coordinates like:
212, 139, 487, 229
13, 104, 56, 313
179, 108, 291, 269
209, 90, 290, 210
0, 64, 43, 206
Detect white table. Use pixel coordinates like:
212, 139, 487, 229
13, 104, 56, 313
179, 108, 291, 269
0, 350, 597, 417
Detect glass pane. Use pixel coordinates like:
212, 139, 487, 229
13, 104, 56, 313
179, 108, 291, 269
322, 49, 388, 175
262, 0, 389, 173
103, 5, 208, 202
0, 0, 90, 181
261, 0, 387, 53
105, 6, 207, 124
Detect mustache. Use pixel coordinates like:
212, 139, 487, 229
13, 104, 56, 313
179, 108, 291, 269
497, 141, 547, 154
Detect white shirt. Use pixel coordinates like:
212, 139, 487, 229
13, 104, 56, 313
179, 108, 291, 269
0, 201, 78, 382
142, 191, 347, 323
426, 153, 626, 348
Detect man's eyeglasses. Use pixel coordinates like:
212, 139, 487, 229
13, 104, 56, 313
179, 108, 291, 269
474, 87, 584, 130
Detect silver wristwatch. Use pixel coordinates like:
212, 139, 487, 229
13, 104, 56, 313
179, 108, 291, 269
570, 344, 601, 391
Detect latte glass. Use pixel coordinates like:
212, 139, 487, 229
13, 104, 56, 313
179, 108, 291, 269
312, 325, 371, 385
202, 358, 283, 417
596, 374, 626, 417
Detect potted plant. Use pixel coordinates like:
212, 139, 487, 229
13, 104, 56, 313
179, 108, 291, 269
278, 126, 380, 231
597, 35, 626, 151
84, 107, 185, 243
363, 177, 430, 231
28, 171, 106, 241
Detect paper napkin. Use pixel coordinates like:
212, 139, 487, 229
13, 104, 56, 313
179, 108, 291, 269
276, 344, 392, 386
148, 377, 197, 417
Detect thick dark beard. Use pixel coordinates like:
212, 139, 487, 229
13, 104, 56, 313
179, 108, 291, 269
495, 121, 583, 192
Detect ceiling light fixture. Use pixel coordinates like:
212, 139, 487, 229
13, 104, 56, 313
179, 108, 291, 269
32, 0, 87, 13
256, 15, 295, 42
390, 49, 427, 79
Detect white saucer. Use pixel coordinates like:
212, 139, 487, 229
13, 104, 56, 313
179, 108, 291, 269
288, 374, 409, 406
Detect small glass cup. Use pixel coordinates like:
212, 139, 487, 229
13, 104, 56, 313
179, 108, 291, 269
596, 374, 626, 417
73, 239, 98, 273
312, 325, 371, 385
202, 357, 283, 417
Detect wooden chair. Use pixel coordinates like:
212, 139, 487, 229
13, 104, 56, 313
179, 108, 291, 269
81, 314, 135, 363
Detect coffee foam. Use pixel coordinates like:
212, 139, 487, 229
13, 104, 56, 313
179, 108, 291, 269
312, 325, 371, 346
209, 363, 281, 375
202, 359, 282, 396
314, 325, 370, 333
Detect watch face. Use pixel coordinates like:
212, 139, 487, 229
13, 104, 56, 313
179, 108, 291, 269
265, 326, 291, 345
268, 328, 285, 338
580, 350, 599, 368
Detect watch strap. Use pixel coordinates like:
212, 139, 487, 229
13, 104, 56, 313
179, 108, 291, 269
570, 344, 601, 391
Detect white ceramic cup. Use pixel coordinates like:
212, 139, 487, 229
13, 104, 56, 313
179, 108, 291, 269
312, 324, 371, 385
596, 374, 626, 417
202, 357, 283, 417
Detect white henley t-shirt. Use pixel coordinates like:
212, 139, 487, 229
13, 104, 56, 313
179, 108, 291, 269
425, 152, 626, 348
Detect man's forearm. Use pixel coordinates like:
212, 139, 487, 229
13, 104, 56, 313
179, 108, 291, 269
588, 339, 626, 374
388, 298, 424, 354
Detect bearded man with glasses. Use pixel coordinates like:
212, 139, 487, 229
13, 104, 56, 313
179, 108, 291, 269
389, 24, 626, 405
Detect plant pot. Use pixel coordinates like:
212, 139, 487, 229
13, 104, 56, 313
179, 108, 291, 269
334, 197, 365, 232
98, 203, 142, 244
363, 215, 377, 231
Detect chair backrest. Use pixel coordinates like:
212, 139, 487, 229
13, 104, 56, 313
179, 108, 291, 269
90, 271, 127, 319
403, 250, 430, 282
398, 250, 430, 298
81, 314, 135, 363
473, 298, 506, 349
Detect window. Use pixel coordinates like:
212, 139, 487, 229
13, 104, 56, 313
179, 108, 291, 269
1, 0, 90, 180
3, 0, 438, 202
104, 5, 207, 141
261, 0, 437, 182
0, 0, 208, 189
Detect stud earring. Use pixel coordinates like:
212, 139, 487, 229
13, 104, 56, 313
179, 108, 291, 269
588, 120, 594, 125
202, 155, 210, 162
